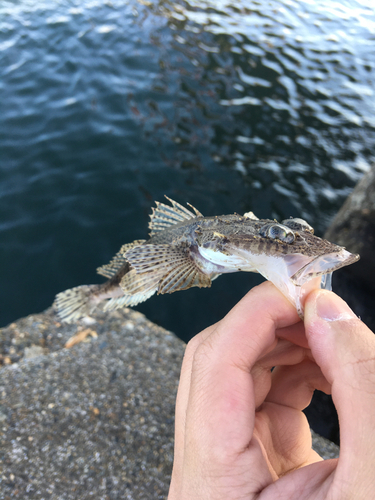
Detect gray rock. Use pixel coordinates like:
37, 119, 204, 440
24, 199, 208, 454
24, 345, 46, 359
310, 430, 339, 460
0, 306, 338, 499
0, 308, 180, 499
324, 164, 375, 331
325, 163, 375, 289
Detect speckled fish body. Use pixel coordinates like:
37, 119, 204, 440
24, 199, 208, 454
54, 197, 359, 321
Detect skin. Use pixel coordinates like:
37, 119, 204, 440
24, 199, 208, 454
168, 281, 375, 500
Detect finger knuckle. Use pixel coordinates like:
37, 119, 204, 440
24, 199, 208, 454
185, 334, 202, 357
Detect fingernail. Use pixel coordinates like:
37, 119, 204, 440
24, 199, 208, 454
315, 291, 357, 322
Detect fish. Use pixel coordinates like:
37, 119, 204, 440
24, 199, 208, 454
54, 196, 360, 322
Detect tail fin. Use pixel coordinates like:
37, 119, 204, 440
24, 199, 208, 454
54, 285, 100, 323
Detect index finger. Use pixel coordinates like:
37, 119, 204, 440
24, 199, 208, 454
198, 281, 301, 372
186, 281, 300, 456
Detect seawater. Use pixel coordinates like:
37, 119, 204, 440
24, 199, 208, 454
1, 0, 375, 340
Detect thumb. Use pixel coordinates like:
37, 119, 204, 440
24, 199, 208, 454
304, 290, 375, 491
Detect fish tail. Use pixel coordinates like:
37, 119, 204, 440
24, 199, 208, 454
54, 285, 101, 323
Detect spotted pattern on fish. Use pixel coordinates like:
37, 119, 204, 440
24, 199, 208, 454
54, 197, 360, 322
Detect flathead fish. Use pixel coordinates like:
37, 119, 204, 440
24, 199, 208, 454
54, 197, 359, 321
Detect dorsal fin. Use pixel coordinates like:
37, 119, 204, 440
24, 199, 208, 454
148, 196, 203, 236
96, 240, 145, 278
186, 202, 203, 217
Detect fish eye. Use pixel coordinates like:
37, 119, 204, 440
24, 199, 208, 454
259, 223, 295, 244
281, 217, 314, 234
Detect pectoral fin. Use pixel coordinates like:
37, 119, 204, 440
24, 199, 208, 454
158, 259, 212, 293
123, 243, 212, 296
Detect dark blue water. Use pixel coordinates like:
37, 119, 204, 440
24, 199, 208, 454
1, 0, 375, 341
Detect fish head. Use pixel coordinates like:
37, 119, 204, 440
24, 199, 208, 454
197, 217, 360, 317
240, 218, 359, 316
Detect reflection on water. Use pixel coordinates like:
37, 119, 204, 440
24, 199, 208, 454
0, 0, 375, 339
138, 0, 375, 224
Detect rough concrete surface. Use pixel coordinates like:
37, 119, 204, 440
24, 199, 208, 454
0, 308, 180, 499
0, 306, 338, 499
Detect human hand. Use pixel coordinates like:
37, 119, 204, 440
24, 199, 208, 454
168, 281, 375, 499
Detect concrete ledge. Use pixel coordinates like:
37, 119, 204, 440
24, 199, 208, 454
0, 308, 179, 499
0, 307, 338, 499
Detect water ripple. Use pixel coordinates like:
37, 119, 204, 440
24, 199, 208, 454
0, 0, 375, 337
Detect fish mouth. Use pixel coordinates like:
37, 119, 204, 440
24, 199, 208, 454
289, 249, 360, 286
223, 245, 359, 317
276, 249, 359, 317
196, 243, 359, 318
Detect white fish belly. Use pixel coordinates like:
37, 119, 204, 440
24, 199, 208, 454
197, 246, 328, 317
197, 246, 257, 272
